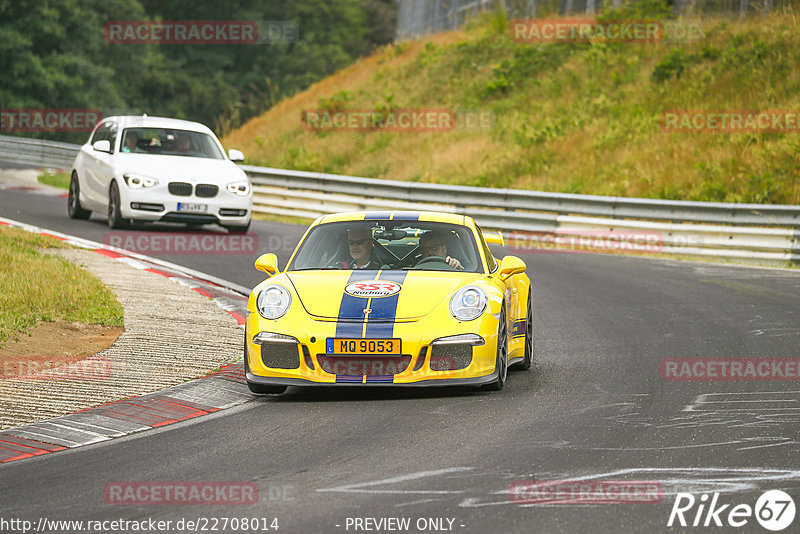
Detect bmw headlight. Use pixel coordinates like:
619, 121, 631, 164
449, 286, 487, 321
123, 173, 158, 189
227, 180, 251, 196
257, 285, 291, 319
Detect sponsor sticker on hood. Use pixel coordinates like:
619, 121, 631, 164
344, 280, 401, 298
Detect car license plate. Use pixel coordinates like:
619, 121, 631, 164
177, 202, 208, 213
326, 338, 401, 355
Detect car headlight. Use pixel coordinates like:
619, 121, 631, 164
449, 286, 487, 321
227, 181, 251, 196
257, 285, 291, 319
123, 173, 158, 189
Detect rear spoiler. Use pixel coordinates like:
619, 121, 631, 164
483, 230, 505, 247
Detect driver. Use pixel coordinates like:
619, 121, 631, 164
122, 132, 139, 153
341, 225, 381, 269
417, 231, 463, 270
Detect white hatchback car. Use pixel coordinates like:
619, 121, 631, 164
69, 115, 252, 232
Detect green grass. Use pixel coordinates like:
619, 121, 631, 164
224, 3, 800, 204
0, 227, 124, 347
38, 171, 70, 189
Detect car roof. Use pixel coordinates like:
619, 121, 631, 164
102, 115, 215, 135
317, 211, 470, 227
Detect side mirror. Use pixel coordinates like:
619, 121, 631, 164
92, 140, 111, 153
228, 149, 245, 162
497, 255, 526, 280
255, 253, 279, 276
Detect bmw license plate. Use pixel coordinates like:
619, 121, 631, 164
326, 338, 401, 355
177, 202, 208, 213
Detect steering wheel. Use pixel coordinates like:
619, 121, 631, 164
415, 255, 449, 266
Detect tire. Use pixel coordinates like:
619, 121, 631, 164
510, 291, 533, 371
67, 173, 91, 220
107, 181, 128, 229
486, 305, 508, 391
225, 222, 251, 234
243, 331, 287, 395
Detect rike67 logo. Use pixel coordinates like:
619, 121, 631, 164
668, 490, 795, 531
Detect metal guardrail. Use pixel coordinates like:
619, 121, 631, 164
1, 134, 798, 265
0, 135, 79, 170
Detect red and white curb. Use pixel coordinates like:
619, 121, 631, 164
0, 216, 253, 464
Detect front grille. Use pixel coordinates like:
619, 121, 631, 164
195, 184, 218, 198
168, 182, 192, 196
261, 343, 300, 369
429, 344, 473, 371
317, 355, 412, 376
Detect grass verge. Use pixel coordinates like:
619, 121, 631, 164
38, 170, 70, 189
0, 226, 124, 348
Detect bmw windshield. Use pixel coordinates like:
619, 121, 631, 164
120, 128, 224, 159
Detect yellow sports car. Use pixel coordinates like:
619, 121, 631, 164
245, 211, 532, 394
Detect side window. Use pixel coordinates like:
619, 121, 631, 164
475, 225, 497, 273
90, 122, 108, 145
106, 122, 118, 152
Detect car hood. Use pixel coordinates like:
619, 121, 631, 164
116, 154, 246, 182
286, 270, 484, 320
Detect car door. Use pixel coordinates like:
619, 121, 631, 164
83, 121, 117, 207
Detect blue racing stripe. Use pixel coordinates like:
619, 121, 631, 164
391, 211, 420, 221
364, 211, 392, 220
364, 271, 407, 338
510, 319, 526, 338
335, 375, 363, 383
335, 270, 376, 338
365, 376, 394, 383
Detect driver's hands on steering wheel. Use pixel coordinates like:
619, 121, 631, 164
445, 256, 463, 270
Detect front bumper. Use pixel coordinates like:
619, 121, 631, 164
119, 185, 251, 226
245, 312, 501, 387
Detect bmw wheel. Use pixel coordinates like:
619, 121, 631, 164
67, 173, 91, 220
107, 181, 128, 229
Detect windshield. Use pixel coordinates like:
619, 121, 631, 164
288, 221, 483, 273
120, 128, 224, 159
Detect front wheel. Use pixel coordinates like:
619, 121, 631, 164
107, 181, 128, 229
486, 305, 508, 391
68, 173, 91, 220
510, 291, 533, 371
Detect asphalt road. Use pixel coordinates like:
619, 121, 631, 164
2, 186, 800, 533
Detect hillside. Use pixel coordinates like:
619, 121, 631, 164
223, 6, 800, 204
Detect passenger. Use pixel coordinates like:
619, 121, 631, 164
417, 231, 463, 270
